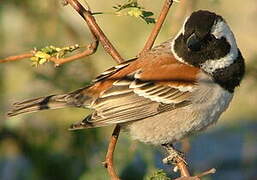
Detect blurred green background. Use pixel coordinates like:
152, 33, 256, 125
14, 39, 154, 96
0, 0, 257, 179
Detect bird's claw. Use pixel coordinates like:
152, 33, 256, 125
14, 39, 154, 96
162, 150, 186, 165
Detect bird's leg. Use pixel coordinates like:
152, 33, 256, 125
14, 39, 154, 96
162, 143, 186, 165
162, 143, 190, 176
103, 125, 121, 180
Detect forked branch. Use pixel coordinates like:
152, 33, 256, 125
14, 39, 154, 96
65, 0, 124, 63
1, 0, 123, 66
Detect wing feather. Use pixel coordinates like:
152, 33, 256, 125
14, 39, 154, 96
70, 52, 200, 129
85, 79, 194, 126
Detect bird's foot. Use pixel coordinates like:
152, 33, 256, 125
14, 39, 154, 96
162, 151, 186, 165
162, 144, 188, 172
162, 149, 186, 165
162, 144, 187, 172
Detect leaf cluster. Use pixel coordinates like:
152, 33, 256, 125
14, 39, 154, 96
147, 169, 171, 180
30, 44, 79, 66
113, 0, 155, 24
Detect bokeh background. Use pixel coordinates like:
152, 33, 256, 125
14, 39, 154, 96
0, 0, 257, 179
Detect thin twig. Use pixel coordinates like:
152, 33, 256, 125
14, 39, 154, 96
66, 0, 124, 63
197, 168, 216, 178
174, 176, 200, 180
50, 36, 98, 66
0, 53, 34, 63
0, 41, 98, 66
140, 0, 173, 55
103, 125, 121, 180
174, 168, 216, 180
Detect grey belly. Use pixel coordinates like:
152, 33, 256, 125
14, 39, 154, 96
123, 106, 201, 145
123, 84, 233, 145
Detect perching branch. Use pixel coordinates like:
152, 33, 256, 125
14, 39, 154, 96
103, 125, 121, 180
177, 159, 191, 177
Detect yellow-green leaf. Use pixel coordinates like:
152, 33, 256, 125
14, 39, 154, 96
35, 51, 51, 59
127, 8, 143, 18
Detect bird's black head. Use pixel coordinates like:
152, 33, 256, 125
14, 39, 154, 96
172, 10, 245, 92
172, 10, 239, 74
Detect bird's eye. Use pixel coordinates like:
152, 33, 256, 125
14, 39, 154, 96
186, 33, 202, 51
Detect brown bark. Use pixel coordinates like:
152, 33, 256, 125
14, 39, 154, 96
0, 53, 34, 63
103, 125, 121, 180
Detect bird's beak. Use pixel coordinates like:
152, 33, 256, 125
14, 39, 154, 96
186, 33, 201, 51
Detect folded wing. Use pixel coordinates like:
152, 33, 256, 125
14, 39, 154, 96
70, 53, 199, 129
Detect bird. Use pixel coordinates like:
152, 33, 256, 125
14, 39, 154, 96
7, 10, 245, 161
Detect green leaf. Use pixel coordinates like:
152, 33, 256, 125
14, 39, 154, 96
35, 51, 51, 59
146, 169, 171, 180
111, 1, 156, 24
142, 11, 154, 17
141, 17, 156, 24
29, 44, 80, 66
140, 10, 156, 24
113, 0, 140, 12
127, 8, 143, 18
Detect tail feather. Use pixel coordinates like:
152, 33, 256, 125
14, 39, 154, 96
7, 94, 70, 117
7, 88, 92, 117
